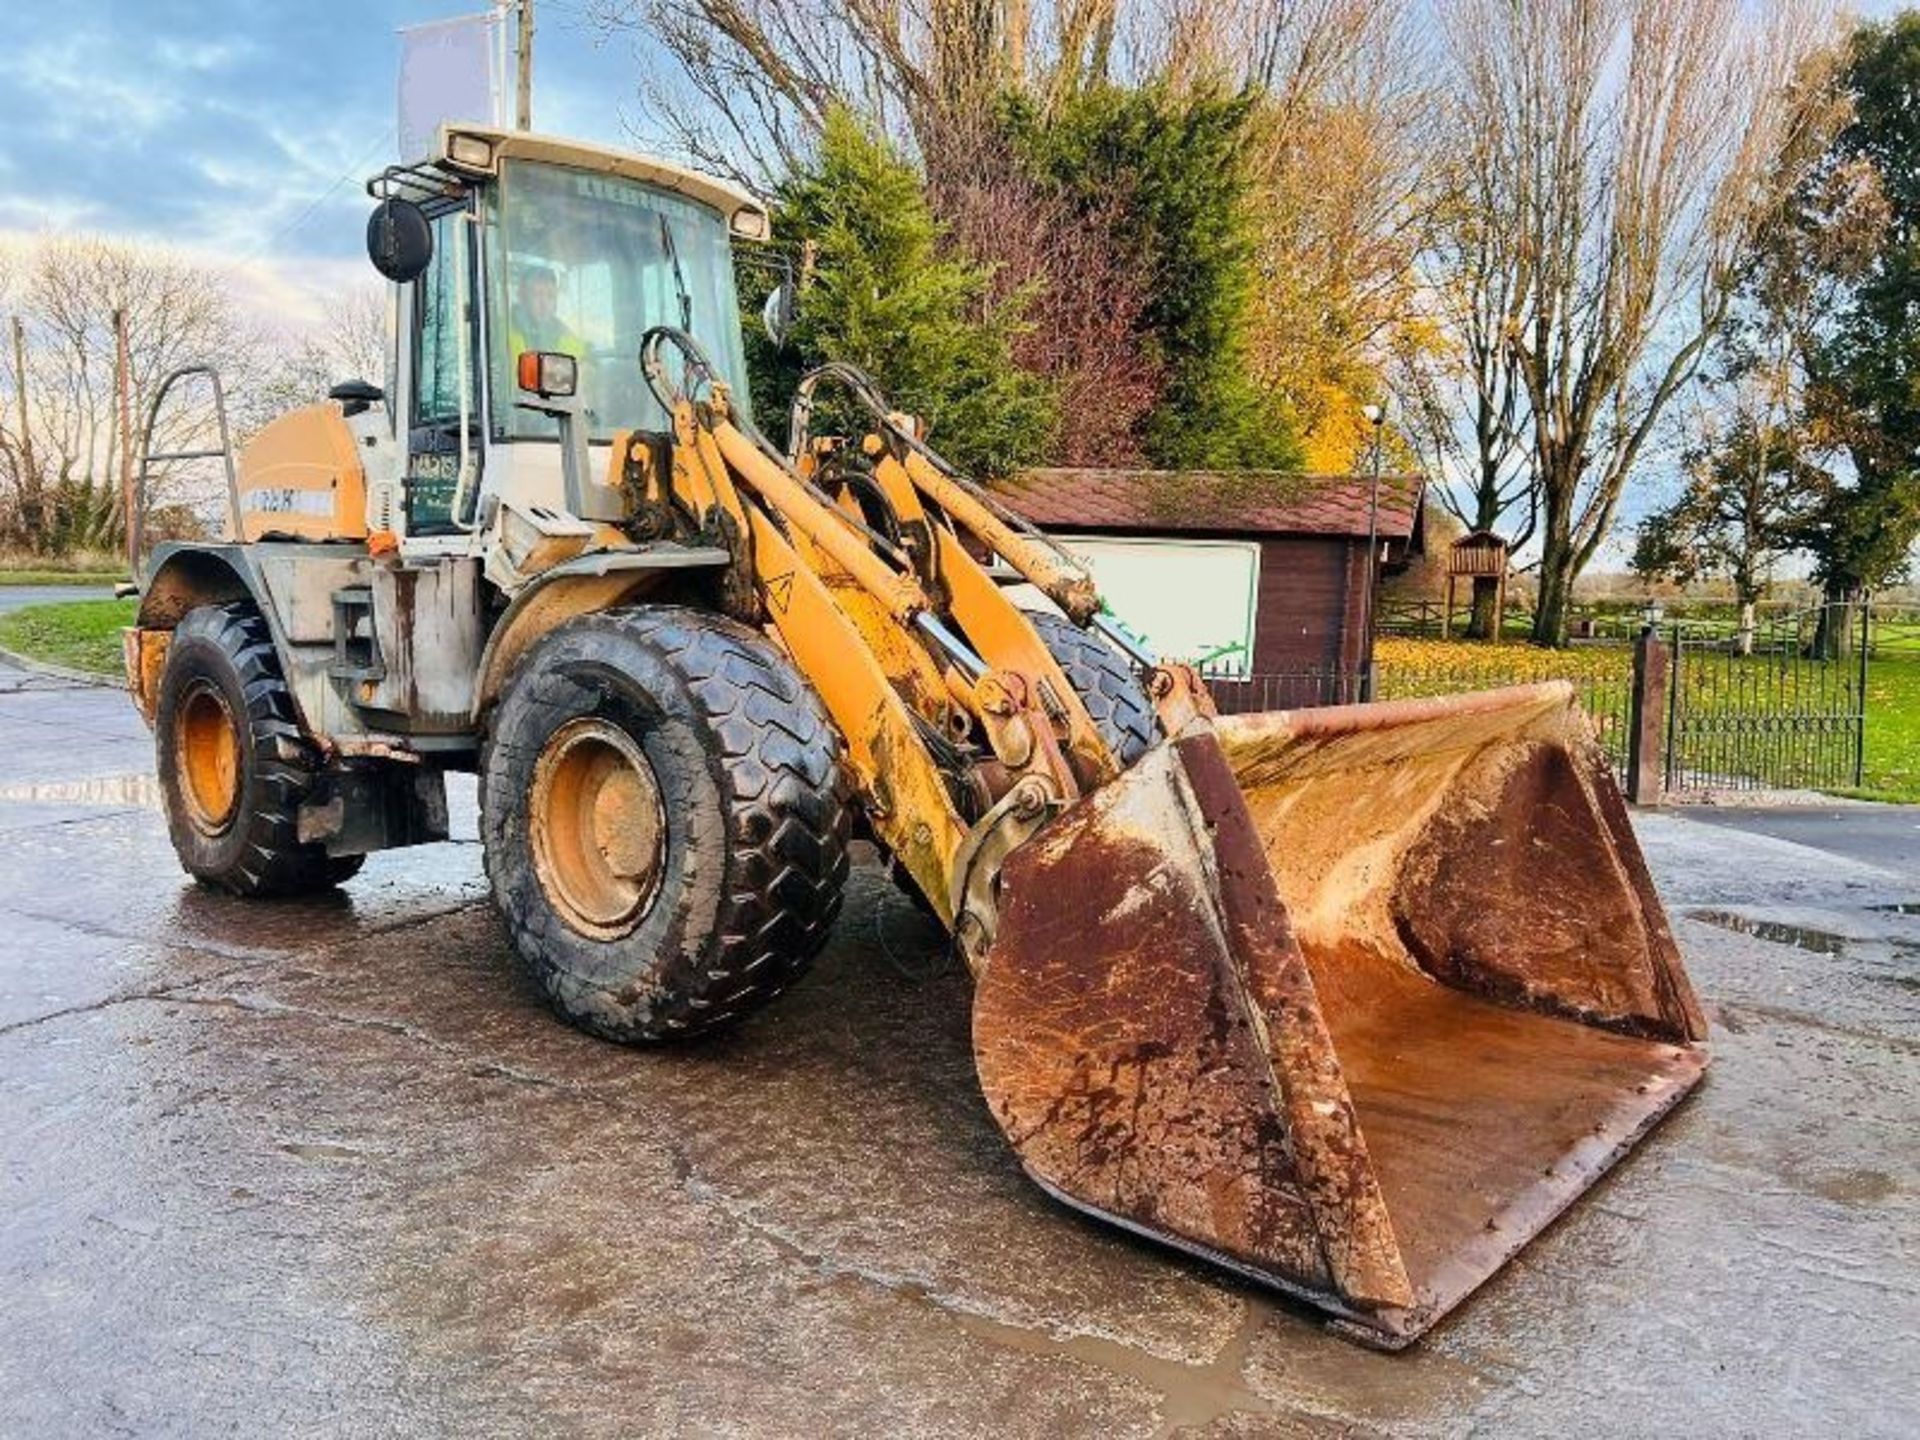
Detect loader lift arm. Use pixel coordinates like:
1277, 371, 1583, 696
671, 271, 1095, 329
639, 328, 1110, 944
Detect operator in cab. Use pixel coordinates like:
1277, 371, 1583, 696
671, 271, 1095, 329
509, 265, 585, 360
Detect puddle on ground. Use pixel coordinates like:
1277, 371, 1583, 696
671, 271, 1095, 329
1804, 1168, 1900, 1205
1686, 909, 1849, 955
0, 773, 163, 809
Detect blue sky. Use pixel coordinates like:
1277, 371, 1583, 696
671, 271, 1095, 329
0, 2, 652, 325
2, 0, 1912, 570
3, 1, 1910, 332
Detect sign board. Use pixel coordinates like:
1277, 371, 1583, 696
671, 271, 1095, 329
1057, 536, 1261, 676
397, 9, 508, 160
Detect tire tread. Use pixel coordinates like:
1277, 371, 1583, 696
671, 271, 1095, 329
160, 603, 362, 896
482, 605, 849, 1041
1026, 611, 1157, 765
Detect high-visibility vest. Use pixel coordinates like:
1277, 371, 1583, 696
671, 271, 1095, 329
508, 313, 585, 360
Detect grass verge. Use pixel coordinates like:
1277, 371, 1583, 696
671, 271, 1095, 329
0, 548, 127, 585
1856, 657, 1920, 803
0, 597, 138, 674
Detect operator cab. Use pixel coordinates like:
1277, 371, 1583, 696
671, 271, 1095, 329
361, 124, 774, 556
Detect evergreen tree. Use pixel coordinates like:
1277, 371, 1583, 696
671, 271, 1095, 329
1001, 86, 1303, 471
745, 109, 1054, 478
1803, 15, 1920, 605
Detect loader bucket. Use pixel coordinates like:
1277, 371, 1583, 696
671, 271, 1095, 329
973, 683, 1708, 1347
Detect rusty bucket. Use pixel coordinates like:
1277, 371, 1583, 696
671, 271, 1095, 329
973, 683, 1708, 1347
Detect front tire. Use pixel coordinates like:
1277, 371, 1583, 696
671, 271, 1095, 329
480, 606, 850, 1042
154, 603, 363, 896
1026, 611, 1157, 766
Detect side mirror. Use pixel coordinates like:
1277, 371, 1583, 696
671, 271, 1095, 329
761, 280, 797, 349
366, 198, 434, 283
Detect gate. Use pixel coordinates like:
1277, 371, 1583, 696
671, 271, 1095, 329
1664, 603, 1869, 796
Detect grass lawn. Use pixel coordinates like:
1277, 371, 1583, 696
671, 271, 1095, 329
0, 597, 137, 674
1853, 657, 1920, 803
1375, 637, 1631, 686
1377, 635, 1920, 805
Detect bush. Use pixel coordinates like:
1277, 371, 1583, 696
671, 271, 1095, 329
927, 126, 1164, 466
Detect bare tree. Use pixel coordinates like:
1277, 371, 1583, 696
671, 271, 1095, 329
1434, 0, 1846, 645
0, 236, 272, 555
1236, 3, 1435, 471
594, 0, 1430, 474
1636, 150, 1886, 652
584, 0, 1038, 184
929, 130, 1164, 463
1393, 108, 1537, 639
588, 1, 1401, 183
248, 282, 391, 428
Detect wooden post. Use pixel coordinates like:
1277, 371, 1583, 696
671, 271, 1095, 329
114, 307, 135, 572
9, 315, 31, 474
1626, 625, 1670, 806
9, 313, 39, 544
515, 0, 534, 130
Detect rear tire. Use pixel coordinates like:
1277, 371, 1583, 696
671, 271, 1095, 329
480, 605, 850, 1042
1026, 611, 1157, 765
155, 603, 364, 896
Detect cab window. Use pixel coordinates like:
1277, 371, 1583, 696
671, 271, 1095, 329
486, 160, 751, 442
413, 209, 476, 425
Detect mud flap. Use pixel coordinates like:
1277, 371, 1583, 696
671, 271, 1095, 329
973, 684, 1709, 1347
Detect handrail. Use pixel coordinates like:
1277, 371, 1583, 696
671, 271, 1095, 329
133, 365, 239, 582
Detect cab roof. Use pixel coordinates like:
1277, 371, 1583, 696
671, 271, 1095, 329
426, 124, 772, 241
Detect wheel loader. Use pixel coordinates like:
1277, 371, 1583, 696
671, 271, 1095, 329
123, 124, 1708, 1348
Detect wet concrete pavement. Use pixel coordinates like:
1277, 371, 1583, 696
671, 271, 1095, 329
1, 659, 1915, 1437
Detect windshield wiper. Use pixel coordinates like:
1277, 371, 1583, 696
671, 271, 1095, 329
658, 215, 695, 333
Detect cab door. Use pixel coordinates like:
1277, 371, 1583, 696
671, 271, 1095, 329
402, 204, 484, 535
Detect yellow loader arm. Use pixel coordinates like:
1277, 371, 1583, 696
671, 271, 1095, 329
640, 331, 1117, 945
637, 332, 1709, 1349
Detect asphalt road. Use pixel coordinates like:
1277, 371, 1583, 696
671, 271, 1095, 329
0, 584, 115, 614
1, 656, 1915, 1436
1685, 802, 1920, 876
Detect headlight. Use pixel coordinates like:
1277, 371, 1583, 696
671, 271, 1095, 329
446, 133, 496, 171
517, 350, 577, 398
729, 207, 770, 242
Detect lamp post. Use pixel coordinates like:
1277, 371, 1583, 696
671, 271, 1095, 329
1360, 402, 1387, 701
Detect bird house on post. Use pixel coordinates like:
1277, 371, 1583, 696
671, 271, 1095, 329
1443, 530, 1509, 640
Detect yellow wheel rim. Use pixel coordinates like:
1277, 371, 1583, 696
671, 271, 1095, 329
529, 717, 668, 939
176, 679, 242, 835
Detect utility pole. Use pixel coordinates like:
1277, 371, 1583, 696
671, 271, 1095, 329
114, 308, 135, 570
515, 0, 534, 131
9, 316, 30, 476
9, 315, 38, 543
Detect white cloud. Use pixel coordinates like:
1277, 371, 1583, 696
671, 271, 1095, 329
0, 226, 378, 344
151, 36, 258, 73
0, 28, 184, 142
0, 194, 109, 233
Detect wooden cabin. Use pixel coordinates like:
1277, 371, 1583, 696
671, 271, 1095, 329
989, 468, 1426, 682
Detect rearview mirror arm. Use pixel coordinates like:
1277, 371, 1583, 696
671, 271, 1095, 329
514, 390, 593, 519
